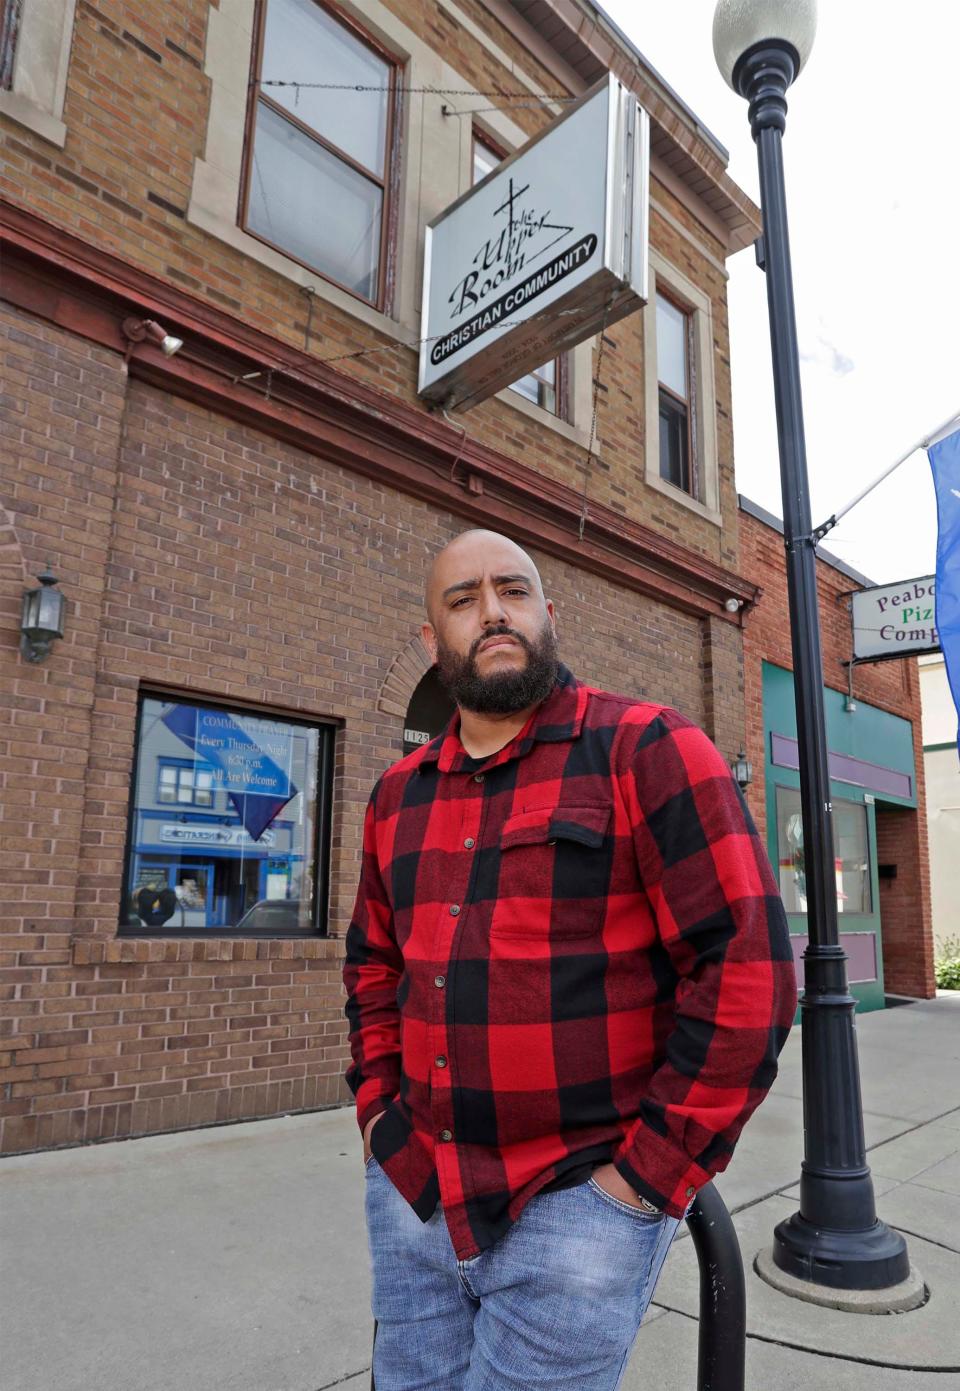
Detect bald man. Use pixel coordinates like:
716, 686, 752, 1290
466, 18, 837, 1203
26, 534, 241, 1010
344, 529, 794, 1391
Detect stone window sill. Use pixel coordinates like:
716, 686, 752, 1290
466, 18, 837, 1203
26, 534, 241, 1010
0, 92, 67, 148
645, 470, 723, 528
71, 936, 344, 965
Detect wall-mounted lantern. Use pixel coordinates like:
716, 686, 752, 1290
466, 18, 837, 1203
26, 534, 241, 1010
20, 568, 65, 663
731, 748, 753, 789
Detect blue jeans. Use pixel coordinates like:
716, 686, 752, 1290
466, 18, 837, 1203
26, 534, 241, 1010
364, 1157, 681, 1390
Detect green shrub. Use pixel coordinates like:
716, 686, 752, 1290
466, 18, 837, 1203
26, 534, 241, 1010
934, 934, 960, 990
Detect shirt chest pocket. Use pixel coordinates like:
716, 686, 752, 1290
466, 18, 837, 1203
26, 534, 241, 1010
491, 803, 613, 940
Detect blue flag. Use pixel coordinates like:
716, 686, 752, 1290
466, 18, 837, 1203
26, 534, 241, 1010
161, 704, 298, 840
928, 426, 960, 745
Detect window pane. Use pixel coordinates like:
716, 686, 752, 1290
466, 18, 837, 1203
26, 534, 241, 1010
659, 392, 689, 492
776, 788, 873, 915
473, 141, 499, 184
656, 294, 688, 399
248, 101, 382, 301
261, 0, 389, 177
510, 373, 540, 404
834, 802, 872, 914
125, 698, 326, 933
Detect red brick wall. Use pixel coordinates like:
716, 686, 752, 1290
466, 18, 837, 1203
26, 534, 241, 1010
1, 0, 756, 1152
875, 807, 934, 999
739, 508, 934, 998
0, 0, 739, 563
1, 301, 716, 1153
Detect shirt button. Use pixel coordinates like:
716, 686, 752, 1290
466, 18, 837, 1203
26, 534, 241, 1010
464, 837, 475, 849
434, 975, 445, 988
449, 904, 460, 916
435, 1055, 447, 1068
473, 773, 484, 783
686, 1186, 696, 1197
439, 1129, 453, 1142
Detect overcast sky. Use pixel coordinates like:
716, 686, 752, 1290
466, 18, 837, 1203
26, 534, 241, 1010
602, 0, 960, 585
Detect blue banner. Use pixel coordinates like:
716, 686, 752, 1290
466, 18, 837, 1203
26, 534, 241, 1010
161, 704, 298, 840
928, 426, 960, 748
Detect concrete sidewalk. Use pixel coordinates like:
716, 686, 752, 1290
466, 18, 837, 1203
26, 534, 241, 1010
3, 993, 959, 1391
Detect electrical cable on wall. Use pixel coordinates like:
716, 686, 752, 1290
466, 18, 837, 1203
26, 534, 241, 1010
578, 308, 613, 542
259, 81, 574, 102
257, 80, 575, 119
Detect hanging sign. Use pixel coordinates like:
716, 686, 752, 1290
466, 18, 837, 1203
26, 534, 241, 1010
418, 75, 649, 412
851, 575, 940, 661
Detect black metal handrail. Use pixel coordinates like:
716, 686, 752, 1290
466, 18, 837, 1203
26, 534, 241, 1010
685, 1181, 746, 1391
370, 1180, 745, 1390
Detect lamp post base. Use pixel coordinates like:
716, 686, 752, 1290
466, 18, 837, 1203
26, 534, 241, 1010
757, 1244, 925, 1313
773, 1210, 910, 1291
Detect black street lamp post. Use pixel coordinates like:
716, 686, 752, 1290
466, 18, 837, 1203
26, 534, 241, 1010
712, 0, 911, 1291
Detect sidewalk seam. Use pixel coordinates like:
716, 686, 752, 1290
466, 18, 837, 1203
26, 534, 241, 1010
649, 1303, 960, 1373
891, 1224, 960, 1256
314, 1367, 371, 1390
866, 1103, 960, 1156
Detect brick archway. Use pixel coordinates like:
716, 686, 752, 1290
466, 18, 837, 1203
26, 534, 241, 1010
377, 632, 435, 719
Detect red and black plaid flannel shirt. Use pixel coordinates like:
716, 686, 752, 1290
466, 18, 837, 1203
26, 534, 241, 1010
344, 665, 795, 1259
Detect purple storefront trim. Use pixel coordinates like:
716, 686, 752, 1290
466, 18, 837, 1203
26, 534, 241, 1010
770, 734, 913, 801
790, 932, 879, 986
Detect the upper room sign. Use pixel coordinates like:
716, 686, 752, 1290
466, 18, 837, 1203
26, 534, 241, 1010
418, 76, 649, 412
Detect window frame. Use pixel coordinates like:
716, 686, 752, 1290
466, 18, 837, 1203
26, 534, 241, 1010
643, 253, 721, 527
471, 125, 568, 422
1, 0, 22, 90
655, 287, 696, 497
120, 691, 336, 939
0, 0, 76, 147
240, 0, 402, 312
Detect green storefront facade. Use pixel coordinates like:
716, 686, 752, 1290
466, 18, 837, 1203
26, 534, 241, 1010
763, 662, 919, 1013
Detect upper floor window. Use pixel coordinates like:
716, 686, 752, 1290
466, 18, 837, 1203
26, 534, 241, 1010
472, 129, 565, 418
244, 0, 398, 308
0, 0, 75, 146
656, 290, 696, 496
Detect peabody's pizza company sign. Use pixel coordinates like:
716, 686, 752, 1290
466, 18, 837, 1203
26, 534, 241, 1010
851, 575, 940, 661
418, 76, 649, 412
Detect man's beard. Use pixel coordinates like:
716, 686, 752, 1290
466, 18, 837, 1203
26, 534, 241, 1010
435, 621, 559, 715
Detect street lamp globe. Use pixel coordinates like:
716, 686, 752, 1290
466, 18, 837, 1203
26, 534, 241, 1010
713, 0, 817, 91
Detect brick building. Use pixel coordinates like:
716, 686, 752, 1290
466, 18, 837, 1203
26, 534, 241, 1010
739, 498, 935, 1007
0, 0, 919, 1157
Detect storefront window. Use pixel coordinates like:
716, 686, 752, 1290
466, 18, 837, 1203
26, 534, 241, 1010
121, 696, 333, 934
776, 787, 872, 916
